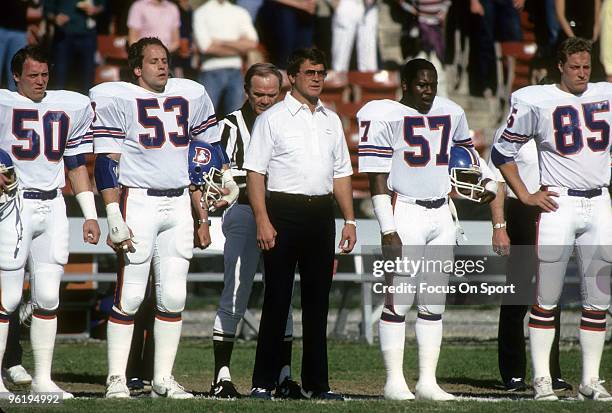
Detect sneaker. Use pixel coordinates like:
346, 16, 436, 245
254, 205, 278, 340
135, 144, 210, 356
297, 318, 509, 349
552, 377, 573, 392
151, 376, 194, 399
250, 387, 272, 400
31, 379, 74, 399
127, 377, 145, 391
533, 376, 558, 401
3, 365, 32, 385
415, 381, 455, 401
301, 389, 345, 400
504, 377, 528, 392
275, 378, 305, 399
578, 378, 612, 401
211, 380, 241, 399
106, 375, 130, 398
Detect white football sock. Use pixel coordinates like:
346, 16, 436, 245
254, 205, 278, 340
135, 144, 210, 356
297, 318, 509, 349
580, 329, 605, 385
415, 317, 442, 384
380, 320, 407, 384
153, 318, 182, 383
0, 320, 8, 391
31, 315, 57, 383
107, 320, 134, 380
529, 326, 554, 378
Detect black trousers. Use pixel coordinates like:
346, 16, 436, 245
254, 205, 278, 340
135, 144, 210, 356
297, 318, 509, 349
252, 193, 335, 392
498, 198, 562, 383
3, 309, 22, 368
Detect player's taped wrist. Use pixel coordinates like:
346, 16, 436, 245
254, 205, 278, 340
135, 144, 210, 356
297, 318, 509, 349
372, 194, 396, 235
221, 169, 239, 205
105, 202, 131, 244
75, 191, 98, 220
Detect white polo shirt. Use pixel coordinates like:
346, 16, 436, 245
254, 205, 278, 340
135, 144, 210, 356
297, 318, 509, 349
488, 127, 540, 199
243, 92, 353, 196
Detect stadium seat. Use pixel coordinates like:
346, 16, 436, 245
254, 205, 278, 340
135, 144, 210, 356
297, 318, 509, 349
97, 35, 128, 62
348, 71, 400, 102
320, 72, 350, 110
94, 64, 121, 85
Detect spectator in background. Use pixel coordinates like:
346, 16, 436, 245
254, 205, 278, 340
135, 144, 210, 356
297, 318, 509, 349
45, 0, 106, 93
525, 0, 559, 82
127, 0, 180, 53
258, 0, 316, 69
331, 0, 378, 72
0, 1, 41, 90
173, 0, 194, 79
193, 0, 258, 116
468, 0, 523, 97
602, 0, 612, 81
238, 0, 265, 21
555, 0, 605, 80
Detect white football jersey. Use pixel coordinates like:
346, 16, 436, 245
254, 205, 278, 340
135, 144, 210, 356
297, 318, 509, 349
357, 98, 473, 199
90, 78, 220, 190
0, 90, 94, 191
494, 83, 612, 190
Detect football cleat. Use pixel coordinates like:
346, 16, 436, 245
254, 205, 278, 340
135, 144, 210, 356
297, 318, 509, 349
250, 387, 273, 400
301, 389, 345, 400
210, 379, 241, 399
578, 379, 612, 401
384, 380, 415, 400
151, 376, 194, 399
106, 375, 130, 398
504, 377, 528, 392
552, 377, 573, 392
415, 381, 455, 401
31, 379, 74, 399
533, 376, 558, 401
3, 365, 32, 385
127, 377, 145, 391
275, 377, 305, 399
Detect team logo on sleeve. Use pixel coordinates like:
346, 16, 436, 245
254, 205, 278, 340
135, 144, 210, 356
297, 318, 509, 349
193, 147, 212, 165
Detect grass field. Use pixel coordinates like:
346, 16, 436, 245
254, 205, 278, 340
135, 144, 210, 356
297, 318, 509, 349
1, 339, 611, 412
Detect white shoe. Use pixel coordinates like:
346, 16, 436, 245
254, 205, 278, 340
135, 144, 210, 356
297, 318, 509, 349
105, 375, 130, 399
31, 379, 74, 399
578, 378, 612, 401
0, 380, 14, 399
415, 381, 455, 401
533, 376, 558, 401
3, 365, 33, 385
384, 380, 415, 400
151, 376, 194, 399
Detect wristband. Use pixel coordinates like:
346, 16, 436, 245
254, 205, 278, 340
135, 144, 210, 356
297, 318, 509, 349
493, 222, 507, 229
75, 191, 98, 220
344, 220, 357, 227
196, 219, 211, 226
372, 194, 396, 234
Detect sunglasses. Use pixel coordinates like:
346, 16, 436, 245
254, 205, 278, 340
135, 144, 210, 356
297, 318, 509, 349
299, 69, 327, 79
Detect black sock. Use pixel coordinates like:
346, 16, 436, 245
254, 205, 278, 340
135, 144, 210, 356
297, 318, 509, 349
213, 340, 234, 383
279, 336, 293, 380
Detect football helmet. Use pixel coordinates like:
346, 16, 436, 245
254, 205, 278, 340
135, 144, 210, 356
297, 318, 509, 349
0, 148, 18, 204
188, 141, 224, 209
449, 146, 486, 202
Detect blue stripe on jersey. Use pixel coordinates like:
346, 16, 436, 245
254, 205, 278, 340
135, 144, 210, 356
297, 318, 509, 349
191, 114, 217, 135
501, 129, 529, 142
93, 133, 125, 139
358, 153, 393, 158
359, 144, 393, 151
92, 125, 124, 132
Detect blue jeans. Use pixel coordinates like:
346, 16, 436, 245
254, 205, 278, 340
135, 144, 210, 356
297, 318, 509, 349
0, 27, 27, 90
52, 31, 97, 94
198, 68, 244, 117
236, 0, 263, 22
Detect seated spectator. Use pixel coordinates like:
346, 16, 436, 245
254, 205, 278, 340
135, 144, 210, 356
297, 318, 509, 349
602, 0, 612, 81
45, 0, 106, 93
127, 0, 180, 53
193, 0, 258, 116
331, 0, 378, 72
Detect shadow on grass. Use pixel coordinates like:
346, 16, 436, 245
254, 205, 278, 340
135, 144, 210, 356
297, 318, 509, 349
55, 372, 106, 385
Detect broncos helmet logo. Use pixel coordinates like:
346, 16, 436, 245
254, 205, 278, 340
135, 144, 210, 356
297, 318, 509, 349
0, 148, 18, 204
188, 141, 224, 210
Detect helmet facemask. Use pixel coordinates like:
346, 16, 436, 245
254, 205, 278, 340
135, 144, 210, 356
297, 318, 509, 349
450, 165, 486, 202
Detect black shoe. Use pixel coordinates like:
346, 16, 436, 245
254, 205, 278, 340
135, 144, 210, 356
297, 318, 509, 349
211, 380, 241, 399
504, 377, 528, 392
250, 387, 273, 400
552, 378, 573, 392
127, 377, 144, 391
275, 378, 305, 399
302, 389, 345, 401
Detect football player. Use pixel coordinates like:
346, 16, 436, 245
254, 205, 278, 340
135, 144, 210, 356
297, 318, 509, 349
91, 37, 237, 399
0, 45, 100, 398
358, 58, 495, 401
492, 37, 612, 401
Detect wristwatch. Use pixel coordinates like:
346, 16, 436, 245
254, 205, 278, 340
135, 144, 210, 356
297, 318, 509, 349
196, 219, 211, 226
493, 222, 507, 229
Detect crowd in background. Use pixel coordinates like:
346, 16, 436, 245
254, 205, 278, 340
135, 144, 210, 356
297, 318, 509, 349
1, 0, 611, 117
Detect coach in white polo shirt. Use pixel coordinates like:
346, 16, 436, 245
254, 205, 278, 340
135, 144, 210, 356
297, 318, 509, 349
488, 128, 569, 392
244, 48, 357, 400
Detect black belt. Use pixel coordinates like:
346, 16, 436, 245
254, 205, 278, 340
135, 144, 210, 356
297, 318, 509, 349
23, 190, 58, 200
567, 188, 602, 198
146, 188, 185, 197
415, 198, 446, 209
269, 191, 332, 203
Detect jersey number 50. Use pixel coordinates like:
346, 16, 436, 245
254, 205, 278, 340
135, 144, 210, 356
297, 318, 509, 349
12, 109, 69, 161
553, 101, 610, 155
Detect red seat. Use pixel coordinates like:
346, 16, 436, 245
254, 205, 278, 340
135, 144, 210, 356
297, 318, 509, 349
97, 35, 128, 62
348, 71, 400, 102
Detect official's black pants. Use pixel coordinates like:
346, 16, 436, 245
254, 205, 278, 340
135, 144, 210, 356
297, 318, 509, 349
498, 198, 562, 383
252, 192, 335, 392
